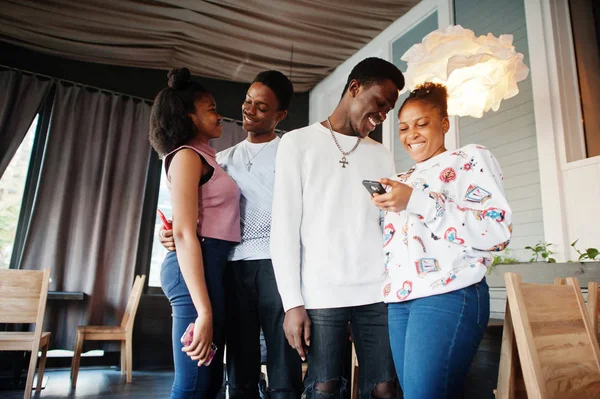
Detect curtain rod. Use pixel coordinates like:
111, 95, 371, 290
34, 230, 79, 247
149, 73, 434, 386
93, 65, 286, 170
0, 63, 154, 104
0, 64, 277, 131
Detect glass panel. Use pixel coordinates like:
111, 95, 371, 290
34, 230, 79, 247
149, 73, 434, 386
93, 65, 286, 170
148, 170, 171, 287
0, 115, 38, 268
569, 0, 600, 158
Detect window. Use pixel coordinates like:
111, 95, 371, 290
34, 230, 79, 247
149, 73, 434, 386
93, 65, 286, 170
568, 0, 600, 158
0, 116, 38, 268
148, 171, 171, 287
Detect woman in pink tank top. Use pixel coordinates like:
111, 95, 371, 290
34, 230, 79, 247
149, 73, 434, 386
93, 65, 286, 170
149, 68, 240, 399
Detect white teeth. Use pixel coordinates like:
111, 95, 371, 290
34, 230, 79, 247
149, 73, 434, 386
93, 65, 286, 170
244, 115, 256, 123
410, 143, 425, 150
368, 117, 380, 127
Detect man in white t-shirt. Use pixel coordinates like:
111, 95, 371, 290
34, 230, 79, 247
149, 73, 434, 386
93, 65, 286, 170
270, 58, 404, 399
161, 71, 302, 399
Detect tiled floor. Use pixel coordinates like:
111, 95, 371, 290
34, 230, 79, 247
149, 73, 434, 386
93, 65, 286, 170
2, 326, 502, 399
2, 368, 174, 399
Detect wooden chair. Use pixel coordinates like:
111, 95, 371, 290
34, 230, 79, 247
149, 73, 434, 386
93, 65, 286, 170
70, 274, 146, 387
556, 278, 599, 341
497, 272, 600, 398
588, 282, 599, 341
0, 268, 51, 399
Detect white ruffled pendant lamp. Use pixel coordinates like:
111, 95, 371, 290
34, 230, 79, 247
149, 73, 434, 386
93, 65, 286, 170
401, 25, 529, 118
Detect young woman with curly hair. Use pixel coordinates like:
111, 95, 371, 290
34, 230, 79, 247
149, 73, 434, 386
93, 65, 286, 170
372, 82, 512, 398
149, 67, 240, 399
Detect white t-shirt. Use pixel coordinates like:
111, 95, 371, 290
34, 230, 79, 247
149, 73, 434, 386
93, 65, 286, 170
217, 137, 279, 261
270, 122, 396, 311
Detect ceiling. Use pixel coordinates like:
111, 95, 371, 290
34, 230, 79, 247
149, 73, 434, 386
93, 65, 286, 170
0, 0, 419, 92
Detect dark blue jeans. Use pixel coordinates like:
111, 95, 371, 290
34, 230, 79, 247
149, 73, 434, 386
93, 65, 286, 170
161, 238, 233, 399
225, 259, 303, 399
388, 279, 490, 399
305, 302, 396, 399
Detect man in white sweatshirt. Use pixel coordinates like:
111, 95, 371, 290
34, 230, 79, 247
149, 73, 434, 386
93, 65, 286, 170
270, 58, 404, 399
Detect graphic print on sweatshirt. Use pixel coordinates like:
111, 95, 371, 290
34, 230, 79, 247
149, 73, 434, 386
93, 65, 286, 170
382, 144, 513, 303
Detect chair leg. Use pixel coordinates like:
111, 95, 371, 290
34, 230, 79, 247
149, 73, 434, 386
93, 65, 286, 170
71, 331, 84, 388
120, 340, 127, 376
36, 337, 50, 391
22, 346, 38, 399
125, 335, 133, 383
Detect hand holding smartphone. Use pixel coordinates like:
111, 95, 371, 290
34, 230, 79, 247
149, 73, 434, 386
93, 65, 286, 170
180, 323, 217, 366
157, 209, 172, 230
362, 180, 387, 196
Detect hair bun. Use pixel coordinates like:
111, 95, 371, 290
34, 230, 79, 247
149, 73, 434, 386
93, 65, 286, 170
167, 68, 191, 90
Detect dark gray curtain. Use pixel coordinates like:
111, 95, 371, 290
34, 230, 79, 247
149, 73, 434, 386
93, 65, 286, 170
0, 71, 52, 177
20, 82, 152, 349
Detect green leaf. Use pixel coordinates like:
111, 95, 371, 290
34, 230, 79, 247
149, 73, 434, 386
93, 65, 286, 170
548, 258, 556, 263
530, 257, 535, 262
587, 248, 599, 260
525, 246, 533, 250
571, 240, 579, 247
541, 253, 548, 258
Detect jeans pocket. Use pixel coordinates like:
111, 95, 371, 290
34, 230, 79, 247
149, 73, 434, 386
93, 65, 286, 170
160, 253, 181, 297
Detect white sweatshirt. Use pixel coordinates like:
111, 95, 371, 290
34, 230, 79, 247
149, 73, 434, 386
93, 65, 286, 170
383, 144, 512, 303
270, 122, 395, 312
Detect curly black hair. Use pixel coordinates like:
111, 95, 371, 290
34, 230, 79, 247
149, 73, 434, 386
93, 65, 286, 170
149, 68, 211, 157
340, 57, 405, 99
399, 82, 449, 118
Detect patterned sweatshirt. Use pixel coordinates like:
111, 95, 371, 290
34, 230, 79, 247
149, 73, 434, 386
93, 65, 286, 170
383, 144, 512, 303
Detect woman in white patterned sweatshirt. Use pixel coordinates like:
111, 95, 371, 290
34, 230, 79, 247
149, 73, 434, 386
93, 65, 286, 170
372, 82, 512, 399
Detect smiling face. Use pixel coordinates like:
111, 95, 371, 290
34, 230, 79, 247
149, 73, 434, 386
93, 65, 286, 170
398, 100, 449, 163
188, 93, 222, 141
241, 82, 286, 135
347, 79, 399, 138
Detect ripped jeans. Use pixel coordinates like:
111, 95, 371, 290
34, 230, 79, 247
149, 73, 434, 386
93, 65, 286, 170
304, 302, 396, 399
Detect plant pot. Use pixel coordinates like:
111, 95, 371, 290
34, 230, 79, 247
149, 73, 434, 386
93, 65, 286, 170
486, 261, 600, 287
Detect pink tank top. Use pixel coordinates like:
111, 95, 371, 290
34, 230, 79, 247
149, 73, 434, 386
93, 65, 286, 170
165, 138, 241, 243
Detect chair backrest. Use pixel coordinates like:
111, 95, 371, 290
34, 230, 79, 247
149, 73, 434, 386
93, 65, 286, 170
0, 268, 50, 325
120, 275, 146, 331
505, 272, 600, 399
589, 282, 600, 341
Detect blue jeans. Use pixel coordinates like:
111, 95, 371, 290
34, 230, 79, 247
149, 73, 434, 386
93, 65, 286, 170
388, 279, 490, 399
225, 259, 303, 399
161, 238, 233, 399
305, 302, 396, 399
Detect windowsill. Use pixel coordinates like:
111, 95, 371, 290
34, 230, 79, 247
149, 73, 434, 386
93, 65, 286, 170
563, 154, 600, 171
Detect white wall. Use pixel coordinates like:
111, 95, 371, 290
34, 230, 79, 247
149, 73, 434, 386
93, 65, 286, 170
455, 0, 544, 261
525, 0, 600, 261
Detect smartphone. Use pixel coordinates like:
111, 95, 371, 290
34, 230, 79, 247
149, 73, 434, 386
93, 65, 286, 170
180, 323, 218, 366
157, 209, 172, 230
362, 180, 387, 196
